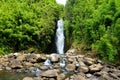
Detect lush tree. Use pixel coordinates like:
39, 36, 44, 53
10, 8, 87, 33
0, 0, 63, 54
65, 0, 120, 62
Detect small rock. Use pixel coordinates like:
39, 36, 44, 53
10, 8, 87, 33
65, 64, 76, 72
29, 67, 36, 71
14, 52, 21, 57
39, 66, 48, 70
99, 74, 113, 80
80, 66, 89, 73
49, 78, 56, 80
26, 54, 36, 62
50, 54, 60, 62
76, 73, 85, 80
66, 49, 76, 56
17, 55, 26, 61
78, 54, 84, 58
41, 56, 47, 61
34, 77, 42, 80
86, 73, 92, 78
8, 54, 15, 60
39, 70, 58, 78
58, 74, 66, 80
36, 54, 41, 59
23, 77, 34, 80
68, 57, 76, 63
84, 57, 95, 66
89, 63, 103, 72
94, 71, 108, 76
10, 60, 23, 69
23, 62, 33, 67
109, 73, 119, 79
65, 78, 69, 80
79, 61, 89, 72
5, 67, 12, 71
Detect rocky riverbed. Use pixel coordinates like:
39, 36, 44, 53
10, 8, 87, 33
0, 49, 120, 80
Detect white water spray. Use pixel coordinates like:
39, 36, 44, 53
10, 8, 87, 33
56, 19, 65, 54
44, 59, 52, 66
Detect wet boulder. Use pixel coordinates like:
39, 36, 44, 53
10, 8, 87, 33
50, 53, 60, 62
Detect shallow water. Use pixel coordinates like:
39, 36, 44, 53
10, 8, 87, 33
0, 70, 33, 80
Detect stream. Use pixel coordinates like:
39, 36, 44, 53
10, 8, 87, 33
0, 70, 33, 80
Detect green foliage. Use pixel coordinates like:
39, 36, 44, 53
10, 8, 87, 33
65, 0, 120, 62
92, 34, 118, 61
0, 0, 63, 54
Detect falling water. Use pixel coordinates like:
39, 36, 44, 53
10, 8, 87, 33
56, 19, 64, 54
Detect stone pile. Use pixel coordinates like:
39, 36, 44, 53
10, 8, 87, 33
0, 49, 119, 80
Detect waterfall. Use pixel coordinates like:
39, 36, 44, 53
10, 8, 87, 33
56, 19, 64, 54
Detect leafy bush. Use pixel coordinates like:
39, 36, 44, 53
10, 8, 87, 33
92, 34, 118, 61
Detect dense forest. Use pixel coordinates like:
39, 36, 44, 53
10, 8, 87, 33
0, 0, 64, 54
0, 0, 120, 64
65, 0, 120, 63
